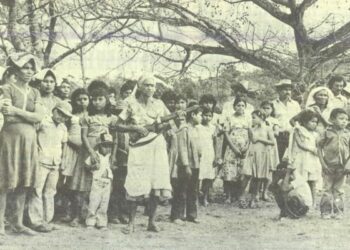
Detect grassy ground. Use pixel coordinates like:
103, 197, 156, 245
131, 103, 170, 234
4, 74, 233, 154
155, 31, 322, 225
1, 181, 349, 250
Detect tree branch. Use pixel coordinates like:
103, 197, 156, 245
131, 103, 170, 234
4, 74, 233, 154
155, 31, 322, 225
313, 21, 350, 51
44, 0, 57, 66
250, 0, 292, 25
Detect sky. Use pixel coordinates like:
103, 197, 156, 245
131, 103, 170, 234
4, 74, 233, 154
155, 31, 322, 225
50, 0, 350, 82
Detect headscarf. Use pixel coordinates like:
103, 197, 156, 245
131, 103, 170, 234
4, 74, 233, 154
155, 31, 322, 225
34, 68, 57, 83
305, 86, 334, 109
6, 52, 38, 72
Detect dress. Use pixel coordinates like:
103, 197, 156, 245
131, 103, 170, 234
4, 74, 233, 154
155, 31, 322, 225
266, 116, 280, 171
119, 97, 172, 199
198, 124, 216, 180
0, 83, 42, 191
243, 125, 279, 179
67, 114, 118, 192
222, 115, 250, 181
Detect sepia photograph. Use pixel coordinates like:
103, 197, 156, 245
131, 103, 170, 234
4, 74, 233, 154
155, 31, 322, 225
0, 0, 349, 249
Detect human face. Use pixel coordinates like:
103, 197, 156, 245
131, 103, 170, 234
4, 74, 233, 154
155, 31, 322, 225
166, 100, 176, 113
252, 113, 262, 126
262, 104, 273, 117
76, 94, 89, 110
121, 89, 132, 100
202, 112, 213, 125
332, 113, 348, 129
314, 90, 328, 106
52, 109, 69, 124
41, 75, 56, 95
92, 95, 107, 112
99, 145, 112, 156
305, 117, 318, 131
331, 81, 344, 96
17, 62, 35, 83
234, 101, 246, 115
109, 93, 116, 106
192, 111, 202, 125
141, 82, 156, 98
278, 86, 292, 101
59, 82, 71, 99
176, 99, 187, 111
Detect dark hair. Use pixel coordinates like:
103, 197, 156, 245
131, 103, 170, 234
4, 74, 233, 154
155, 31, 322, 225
88, 88, 111, 116
199, 94, 217, 109
175, 94, 187, 103
108, 87, 117, 96
330, 108, 348, 120
202, 106, 213, 115
328, 75, 346, 88
161, 90, 176, 104
186, 101, 202, 121
260, 100, 276, 117
44, 70, 57, 83
252, 109, 266, 121
233, 97, 247, 107
298, 110, 319, 127
87, 80, 109, 95
120, 80, 137, 95
1, 67, 16, 85
71, 88, 89, 114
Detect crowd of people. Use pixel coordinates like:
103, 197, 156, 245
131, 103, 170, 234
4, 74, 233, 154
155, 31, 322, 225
0, 51, 349, 237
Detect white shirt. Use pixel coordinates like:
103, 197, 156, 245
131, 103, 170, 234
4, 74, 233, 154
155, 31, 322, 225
85, 152, 113, 181
333, 94, 347, 109
290, 172, 313, 208
272, 98, 301, 132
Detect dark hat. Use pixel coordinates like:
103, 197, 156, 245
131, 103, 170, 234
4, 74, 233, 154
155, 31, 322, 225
97, 133, 114, 147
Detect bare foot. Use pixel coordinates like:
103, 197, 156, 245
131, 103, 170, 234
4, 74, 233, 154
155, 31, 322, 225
122, 224, 135, 234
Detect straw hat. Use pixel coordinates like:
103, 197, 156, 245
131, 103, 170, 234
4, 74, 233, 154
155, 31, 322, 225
54, 101, 72, 118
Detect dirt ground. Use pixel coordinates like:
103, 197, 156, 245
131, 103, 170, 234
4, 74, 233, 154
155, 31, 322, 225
1, 181, 350, 250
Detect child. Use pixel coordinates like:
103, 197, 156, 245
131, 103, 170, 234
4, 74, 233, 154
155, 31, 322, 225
199, 94, 220, 125
59, 88, 89, 223
176, 94, 188, 111
161, 90, 177, 113
260, 101, 280, 201
197, 107, 219, 206
221, 98, 250, 205
67, 87, 117, 226
318, 108, 350, 219
85, 133, 114, 229
57, 79, 71, 101
288, 109, 323, 208
170, 102, 202, 225
244, 110, 278, 208
27, 101, 72, 232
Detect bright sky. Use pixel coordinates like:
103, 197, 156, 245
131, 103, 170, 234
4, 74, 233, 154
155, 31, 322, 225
51, 0, 350, 82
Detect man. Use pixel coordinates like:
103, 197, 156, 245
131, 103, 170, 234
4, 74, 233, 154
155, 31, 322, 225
221, 80, 254, 121
272, 79, 301, 162
328, 75, 347, 109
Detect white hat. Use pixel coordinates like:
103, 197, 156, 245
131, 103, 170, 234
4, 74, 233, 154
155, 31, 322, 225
274, 79, 292, 88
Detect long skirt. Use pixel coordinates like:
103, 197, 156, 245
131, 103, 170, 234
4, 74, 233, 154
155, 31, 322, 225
0, 122, 40, 191
125, 134, 172, 200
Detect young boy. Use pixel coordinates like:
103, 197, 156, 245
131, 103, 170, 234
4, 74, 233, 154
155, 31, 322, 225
170, 102, 202, 225
318, 108, 350, 219
28, 101, 71, 232
85, 133, 114, 229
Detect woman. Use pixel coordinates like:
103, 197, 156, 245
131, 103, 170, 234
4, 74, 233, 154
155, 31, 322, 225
117, 76, 173, 234
0, 53, 44, 236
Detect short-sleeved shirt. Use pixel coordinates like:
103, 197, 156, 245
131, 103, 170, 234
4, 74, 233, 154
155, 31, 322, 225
85, 152, 113, 181
38, 117, 68, 167
272, 98, 301, 132
41, 95, 61, 118
2, 83, 42, 124
80, 114, 118, 138
318, 126, 350, 168
333, 94, 347, 109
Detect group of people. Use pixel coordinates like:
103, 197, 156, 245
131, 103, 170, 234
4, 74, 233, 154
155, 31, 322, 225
0, 51, 349, 238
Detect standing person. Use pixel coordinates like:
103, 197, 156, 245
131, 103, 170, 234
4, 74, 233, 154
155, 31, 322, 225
328, 75, 347, 109
288, 110, 325, 208
244, 110, 278, 208
27, 101, 71, 232
0, 53, 44, 236
85, 133, 114, 230
67, 87, 117, 227
318, 108, 350, 219
222, 81, 254, 121
117, 76, 173, 233
57, 79, 72, 102
198, 107, 219, 206
161, 90, 177, 113
199, 94, 220, 125
170, 102, 202, 224
272, 79, 301, 162
221, 98, 250, 205
120, 80, 136, 100
36, 69, 61, 118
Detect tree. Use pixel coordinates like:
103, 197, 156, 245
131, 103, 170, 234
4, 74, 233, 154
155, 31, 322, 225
87, 0, 350, 83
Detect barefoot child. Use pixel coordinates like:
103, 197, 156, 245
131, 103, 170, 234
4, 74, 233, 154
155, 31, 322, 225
27, 101, 72, 232
244, 110, 278, 208
85, 133, 114, 229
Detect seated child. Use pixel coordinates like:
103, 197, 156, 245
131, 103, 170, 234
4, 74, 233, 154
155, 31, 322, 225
85, 133, 114, 230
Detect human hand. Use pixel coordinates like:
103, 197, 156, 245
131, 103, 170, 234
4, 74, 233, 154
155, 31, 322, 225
90, 151, 100, 165
1, 104, 17, 116
135, 126, 149, 137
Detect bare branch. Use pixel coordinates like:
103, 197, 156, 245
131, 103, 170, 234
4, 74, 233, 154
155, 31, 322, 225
43, 0, 57, 65
313, 21, 350, 51
250, 0, 292, 25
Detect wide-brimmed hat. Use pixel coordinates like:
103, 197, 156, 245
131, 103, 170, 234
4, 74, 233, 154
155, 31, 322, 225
274, 79, 292, 89
6, 52, 38, 72
96, 133, 114, 147
34, 68, 57, 82
54, 101, 72, 118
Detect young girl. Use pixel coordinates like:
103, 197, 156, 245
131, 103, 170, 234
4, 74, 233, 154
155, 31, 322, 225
198, 107, 219, 206
221, 98, 250, 204
67, 87, 117, 226
59, 88, 89, 223
244, 110, 278, 208
57, 79, 72, 102
288, 109, 322, 208
260, 101, 280, 201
